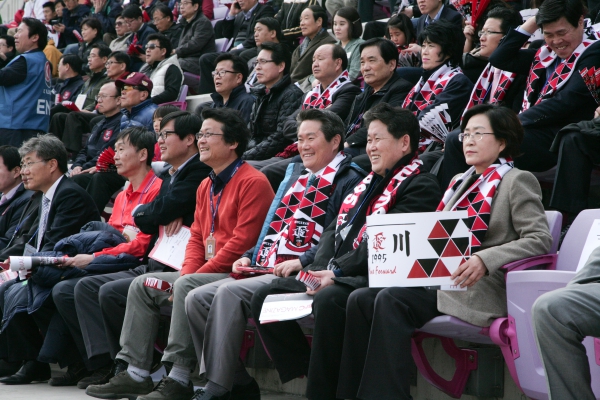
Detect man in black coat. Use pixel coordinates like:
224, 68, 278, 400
0, 146, 34, 250
243, 41, 304, 161
250, 103, 442, 400
0, 135, 100, 385
70, 81, 125, 213
122, 4, 157, 71
175, 0, 216, 76
344, 38, 413, 157
68, 111, 211, 389
197, 0, 275, 94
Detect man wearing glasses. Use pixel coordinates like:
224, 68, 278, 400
87, 107, 273, 400
109, 15, 133, 53
139, 34, 184, 105
117, 72, 158, 133
196, 53, 255, 123
70, 82, 126, 213
176, 0, 216, 76
121, 4, 157, 72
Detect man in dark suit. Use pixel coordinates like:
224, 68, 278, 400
68, 111, 211, 389
197, 0, 275, 94
0, 134, 100, 385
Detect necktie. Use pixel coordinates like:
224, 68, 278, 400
305, 174, 316, 194
37, 196, 51, 251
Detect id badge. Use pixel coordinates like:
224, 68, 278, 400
122, 225, 140, 243
24, 244, 36, 256
205, 233, 216, 260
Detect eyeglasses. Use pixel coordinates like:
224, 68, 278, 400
195, 132, 224, 140
123, 18, 138, 26
458, 132, 495, 142
105, 61, 124, 66
157, 130, 177, 140
152, 16, 167, 23
478, 30, 503, 37
115, 21, 124, 26
0, 43, 7, 48
95, 94, 119, 101
20, 160, 47, 170
145, 43, 161, 50
255, 58, 275, 66
212, 70, 238, 78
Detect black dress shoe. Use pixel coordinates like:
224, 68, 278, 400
230, 378, 260, 400
49, 360, 91, 386
190, 388, 231, 400
0, 360, 22, 378
77, 363, 113, 389
0, 360, 50, 384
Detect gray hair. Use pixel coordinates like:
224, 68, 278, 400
19, 134, 68, 174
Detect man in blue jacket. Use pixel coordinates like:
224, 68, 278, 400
117, 72, 158, 133
0, 18, 52, 147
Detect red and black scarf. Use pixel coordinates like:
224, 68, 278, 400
522, 38, 595, 111
256, 153, 345, 266
436, 158, 513, 254
302, 70, 350, 110
335, 157, 423, 250
465, 63, 516, 114
402, 63, 463, 112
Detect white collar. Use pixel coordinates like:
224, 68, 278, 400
44, 175, 64, 202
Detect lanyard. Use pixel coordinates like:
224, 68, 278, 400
209, 160, 243, 234
120, 173, 158, 228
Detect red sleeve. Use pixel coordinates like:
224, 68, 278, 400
197, 175, 273, 273
180, 182, 209, 275
202, 0, 214, 21
94, 180, 162, 258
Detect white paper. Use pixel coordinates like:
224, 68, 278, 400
366, 211, 470, 289
576, 219, 600, 272
0, 270, 18, 284
259, 293, 314, 323
149, 226, 191, 271
74, 94, 87, 110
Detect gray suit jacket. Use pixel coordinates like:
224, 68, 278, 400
437, 168, 552, 327
290, 30, 336, 83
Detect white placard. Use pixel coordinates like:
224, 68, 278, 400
74, 94, 87, 110
149, 225, 191, 271
366, 211, 470, 289
576, 219, 600, 272
259, 293, 313, 324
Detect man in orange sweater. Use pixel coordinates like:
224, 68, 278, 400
86, 108, 274, 400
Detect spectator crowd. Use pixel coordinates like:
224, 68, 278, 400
0, 0, 599, 398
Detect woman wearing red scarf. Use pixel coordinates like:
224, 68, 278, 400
337, 104, 552, 400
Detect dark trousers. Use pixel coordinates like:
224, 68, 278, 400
436, 129, 468, 189
251, 279, 354, 400
0, 280, 25, 363
362, 21, 386, 40
75, 262, 166, 360
515, 126, 559, 172
0, 129, 42, 147
550, 131, 600, 215
71, 172, 126, 214
63, 112, 102, 153
53, 277, 113, 371
337, 287, 440, 400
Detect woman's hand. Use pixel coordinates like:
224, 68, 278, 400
273, 259, 302, 277
60, 254, 94, 269
232, 257, 251, 274
306, 270, 335, 295
451, 255, 487, 288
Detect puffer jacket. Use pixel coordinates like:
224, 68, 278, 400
244, 153, 366, 266
244, 74, 303, 161
1, 222, 140, 331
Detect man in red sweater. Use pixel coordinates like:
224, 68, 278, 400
87, 108, 274, 400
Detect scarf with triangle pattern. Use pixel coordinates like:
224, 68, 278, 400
464, 63, 516, 115
402, 63, 463, 112
436, 158, 513, 254
302, 70, 351, 110
522, 38, 596, 111
256, 152, 345, 267
335, 156, 423, 250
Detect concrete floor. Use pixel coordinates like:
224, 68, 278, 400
0, 366, 307, 400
